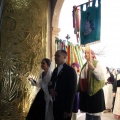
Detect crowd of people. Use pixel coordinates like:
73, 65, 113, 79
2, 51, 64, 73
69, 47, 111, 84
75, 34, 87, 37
25, 49, 120, 120
103, 67, 120, 119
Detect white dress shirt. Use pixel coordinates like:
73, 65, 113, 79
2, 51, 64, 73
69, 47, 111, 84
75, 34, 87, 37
57, 64, 63, 75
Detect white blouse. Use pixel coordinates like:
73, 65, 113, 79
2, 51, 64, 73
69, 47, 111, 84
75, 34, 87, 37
81, 61, 105, 81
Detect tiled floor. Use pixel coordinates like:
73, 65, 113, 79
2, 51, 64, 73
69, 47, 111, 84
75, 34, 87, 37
77, 111, 120, 120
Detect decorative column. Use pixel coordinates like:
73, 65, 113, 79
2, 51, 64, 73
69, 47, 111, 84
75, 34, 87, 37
51, 27, 60, 62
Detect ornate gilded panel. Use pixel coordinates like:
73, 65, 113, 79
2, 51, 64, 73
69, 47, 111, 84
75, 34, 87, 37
0, 0, 48, 119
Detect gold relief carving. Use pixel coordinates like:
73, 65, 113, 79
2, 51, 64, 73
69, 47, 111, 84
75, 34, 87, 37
0, 0, 48, 119
10, 0, 30, 9
3, 16, 16, 31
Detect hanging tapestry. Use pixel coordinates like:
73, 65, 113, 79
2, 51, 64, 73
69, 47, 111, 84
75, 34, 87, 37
80, 0, 101, 45
73, 6, 81, 43
55, 38, 84, 67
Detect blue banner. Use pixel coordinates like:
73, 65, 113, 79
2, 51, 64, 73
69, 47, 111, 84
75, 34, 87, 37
80, 0, 101, 45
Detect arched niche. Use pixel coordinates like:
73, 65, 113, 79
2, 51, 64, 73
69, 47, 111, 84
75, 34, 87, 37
51, 0, 64, 61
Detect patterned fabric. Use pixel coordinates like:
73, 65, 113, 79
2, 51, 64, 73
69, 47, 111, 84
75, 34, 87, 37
73, 6, 81, 43
80, 0, 101, 45
55, 38, 84, 67
80, 60, 104, 96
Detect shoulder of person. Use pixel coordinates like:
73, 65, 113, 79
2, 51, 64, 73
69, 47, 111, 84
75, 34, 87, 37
64, 63, 76, 72
53, 67, 58, 72
64, 63, 73, 69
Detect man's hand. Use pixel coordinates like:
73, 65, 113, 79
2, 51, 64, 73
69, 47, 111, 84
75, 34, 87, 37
49, 88, 57, 97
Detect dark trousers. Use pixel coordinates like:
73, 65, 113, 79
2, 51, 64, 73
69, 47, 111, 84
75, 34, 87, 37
86, 114, 101, 120
53, 108, 71, 120
53, 102, 71, 120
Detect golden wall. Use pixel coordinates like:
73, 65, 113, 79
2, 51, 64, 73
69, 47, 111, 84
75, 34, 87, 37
0, 0, 49, 119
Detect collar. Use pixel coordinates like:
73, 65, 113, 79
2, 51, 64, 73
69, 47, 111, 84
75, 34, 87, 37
57, 64, 64, 75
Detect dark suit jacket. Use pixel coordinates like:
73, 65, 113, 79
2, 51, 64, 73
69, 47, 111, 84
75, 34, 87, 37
49, 63, 77, 117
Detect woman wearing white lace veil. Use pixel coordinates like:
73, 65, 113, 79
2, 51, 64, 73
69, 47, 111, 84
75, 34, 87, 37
26, 58, 54, 120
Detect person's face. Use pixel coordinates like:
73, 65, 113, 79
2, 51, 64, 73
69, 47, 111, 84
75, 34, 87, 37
85, 50, 90, 61
55, 51, 66, 65
41, 60, 49, 70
